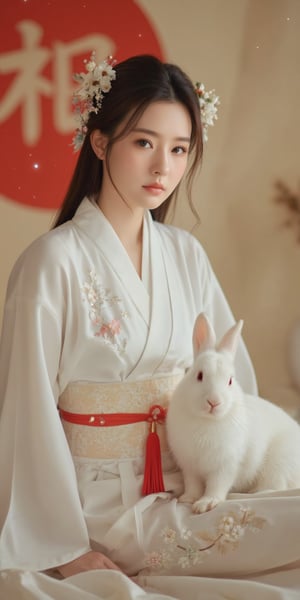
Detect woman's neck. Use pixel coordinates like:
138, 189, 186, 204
97, 194, 144, 278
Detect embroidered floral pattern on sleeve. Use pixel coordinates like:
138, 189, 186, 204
82, 271, 128, 355
144, 505, 267, 572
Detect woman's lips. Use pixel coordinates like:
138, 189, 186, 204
142, 183, 165, 194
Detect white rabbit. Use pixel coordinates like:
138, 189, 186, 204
166, 312, 300, 514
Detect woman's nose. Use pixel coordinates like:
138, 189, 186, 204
152, 150, 170, 176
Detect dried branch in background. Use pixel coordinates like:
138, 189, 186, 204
274, 180, 300, 242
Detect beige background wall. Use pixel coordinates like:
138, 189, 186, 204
1, 0, 300, 416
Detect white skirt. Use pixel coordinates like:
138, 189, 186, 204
2, 376, 300, 598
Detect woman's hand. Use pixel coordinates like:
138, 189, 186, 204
57, 550, 122, 577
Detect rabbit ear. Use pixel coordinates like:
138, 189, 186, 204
217, 320, 244, 358
193, 313, 216, 356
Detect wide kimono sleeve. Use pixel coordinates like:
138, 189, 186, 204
193, 238, 258, 396
0, 240, 91, 571
158, 223, 258, 395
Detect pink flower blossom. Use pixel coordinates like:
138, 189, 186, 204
95, 324, 110, 337
108, 319, 121, 335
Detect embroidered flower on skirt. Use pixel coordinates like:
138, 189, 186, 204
144, 505, 267, 573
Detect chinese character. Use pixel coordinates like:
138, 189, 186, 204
0, 19, 114, 146
0, 21, 52, 145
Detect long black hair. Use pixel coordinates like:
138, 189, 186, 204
53, 54, 203, 228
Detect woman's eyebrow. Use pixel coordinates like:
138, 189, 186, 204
132, 127, 190, 142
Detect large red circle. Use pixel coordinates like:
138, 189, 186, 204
1, 1, 165, 209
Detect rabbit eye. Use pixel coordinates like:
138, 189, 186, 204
228, 377, 233, 386
197, 371, 203, 381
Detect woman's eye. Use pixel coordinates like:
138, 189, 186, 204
137, 139, 151, 148
173, 146, 188, 155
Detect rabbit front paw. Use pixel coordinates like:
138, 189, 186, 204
192, 495, 221, 513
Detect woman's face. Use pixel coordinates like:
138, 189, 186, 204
100, 100, 192, 215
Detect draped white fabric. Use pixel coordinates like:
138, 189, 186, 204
1, 198, 300, 599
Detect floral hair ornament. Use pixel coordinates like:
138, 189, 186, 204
71, 52, 116, 151
195, 82, 220, 142
71, 53, 219, 150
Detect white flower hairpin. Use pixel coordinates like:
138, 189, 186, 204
195, 82, 220, 142
72, 52, 116, 151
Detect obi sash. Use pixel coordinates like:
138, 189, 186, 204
58, 373, 183, 494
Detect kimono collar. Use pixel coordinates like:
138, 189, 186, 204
72, 197, 173, 376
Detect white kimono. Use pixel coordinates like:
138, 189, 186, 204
0, 197, 300, 600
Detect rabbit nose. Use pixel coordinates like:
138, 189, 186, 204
207, 399, 220, 411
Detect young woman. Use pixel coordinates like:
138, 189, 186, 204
0, 54, 299, 600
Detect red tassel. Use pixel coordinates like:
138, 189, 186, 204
142, 420, 165, 495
